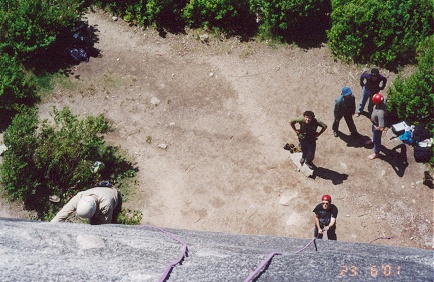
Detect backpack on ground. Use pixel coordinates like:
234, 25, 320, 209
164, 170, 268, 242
68, 48, 89, 63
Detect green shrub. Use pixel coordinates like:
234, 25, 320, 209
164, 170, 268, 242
0, 0, 88, 64
0, 54, 38, 128
93, 0, 148, 25
387, 35, 434, 164
0, 106, 136, 218
0, 0, 91, 126
253, 0, 331, 42
145, 0, 186, 32
183, 0, 256, 36
328, 0, 434, 69
387, 35, 434, 129
117, 208, 143, 225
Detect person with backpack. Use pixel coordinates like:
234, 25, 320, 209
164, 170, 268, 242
313, 194, 338, 240
333, 86, 359, 138
365, 93, 386, 160
51, 182, 122, 225
290, 111, 327, 169
357, 68, 387, 117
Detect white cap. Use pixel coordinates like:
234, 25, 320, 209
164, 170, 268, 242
76, 196, 97, 218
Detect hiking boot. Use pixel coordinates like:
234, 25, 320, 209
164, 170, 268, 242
300, 158, 305, 166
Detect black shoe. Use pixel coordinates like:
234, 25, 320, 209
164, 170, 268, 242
333, 131, 338, 137
300, 158, 305, 166
305, 162, 314, 170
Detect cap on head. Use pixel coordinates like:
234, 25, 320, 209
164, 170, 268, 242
322, 194, 331, 203
341, 86, 352, 97
372, 93, 384, 105
371, 68, 379, 76
303, 110, 315, 118
76, 196, 97, 218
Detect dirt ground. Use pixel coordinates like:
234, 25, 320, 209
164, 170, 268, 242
1, 10, 433, 250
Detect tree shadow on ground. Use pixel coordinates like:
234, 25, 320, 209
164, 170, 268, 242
312, 167, 348, 185
27, 22, 102, 76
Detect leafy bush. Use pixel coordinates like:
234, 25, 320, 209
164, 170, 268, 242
0, 0, 88, 64
0, 0, 92, 127
328, 0, 434, 69
93, 0, 148, 25
93, 0, 186, 33
387, 35, 434, 164
117, 208, 143, 225
145, 0, 186, 33
0, 106, 136, 218
387, 35, 434, 127
183, 0, 256, 36
0, 54, 38, 128
253, 0, 331, 43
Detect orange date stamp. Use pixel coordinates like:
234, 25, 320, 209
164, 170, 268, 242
339, 264, 401, 278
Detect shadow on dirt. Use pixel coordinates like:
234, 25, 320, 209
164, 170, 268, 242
26, 22, 102, 76
313, 167, 349, 185
361, 137, 408, 177
336, 132, 370, 148
378, 143, 408, 177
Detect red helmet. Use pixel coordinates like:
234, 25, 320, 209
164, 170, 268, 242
372, 93, 384, 105
322, 194, 331, 203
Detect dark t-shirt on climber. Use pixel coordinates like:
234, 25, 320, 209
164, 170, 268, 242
313, 203, 338, 226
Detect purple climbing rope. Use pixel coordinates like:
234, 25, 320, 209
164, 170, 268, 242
243, 252, 282, 282
140, 222, 394, 282
294, 237, 318, 253
244, 234, 321, 281
140, 224, 188, 282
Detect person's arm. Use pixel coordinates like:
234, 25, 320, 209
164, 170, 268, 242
360, 73, 367, 87
316, 120, 327, 137
350, 96, 356, 115
334, 98, 340, 118
314, 213, 323, 234
50, 195, 80, 223
324, 206, 338, 230
325, 217, 336, 230
290, 119, 300, 135
380, 76, 387, 90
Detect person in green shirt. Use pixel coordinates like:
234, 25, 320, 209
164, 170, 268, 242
290, 111, 327, 169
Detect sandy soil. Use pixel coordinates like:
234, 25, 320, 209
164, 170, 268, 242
2, 10, 433, 250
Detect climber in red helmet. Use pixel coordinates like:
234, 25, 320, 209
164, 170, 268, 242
313, 194, 338, 240
364, 93, 386, 160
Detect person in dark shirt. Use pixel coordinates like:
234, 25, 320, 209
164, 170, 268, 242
356, 68, 387, 116
313, 194, 338, 240
333, 86, 359, 137
290, 111, 327, 169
